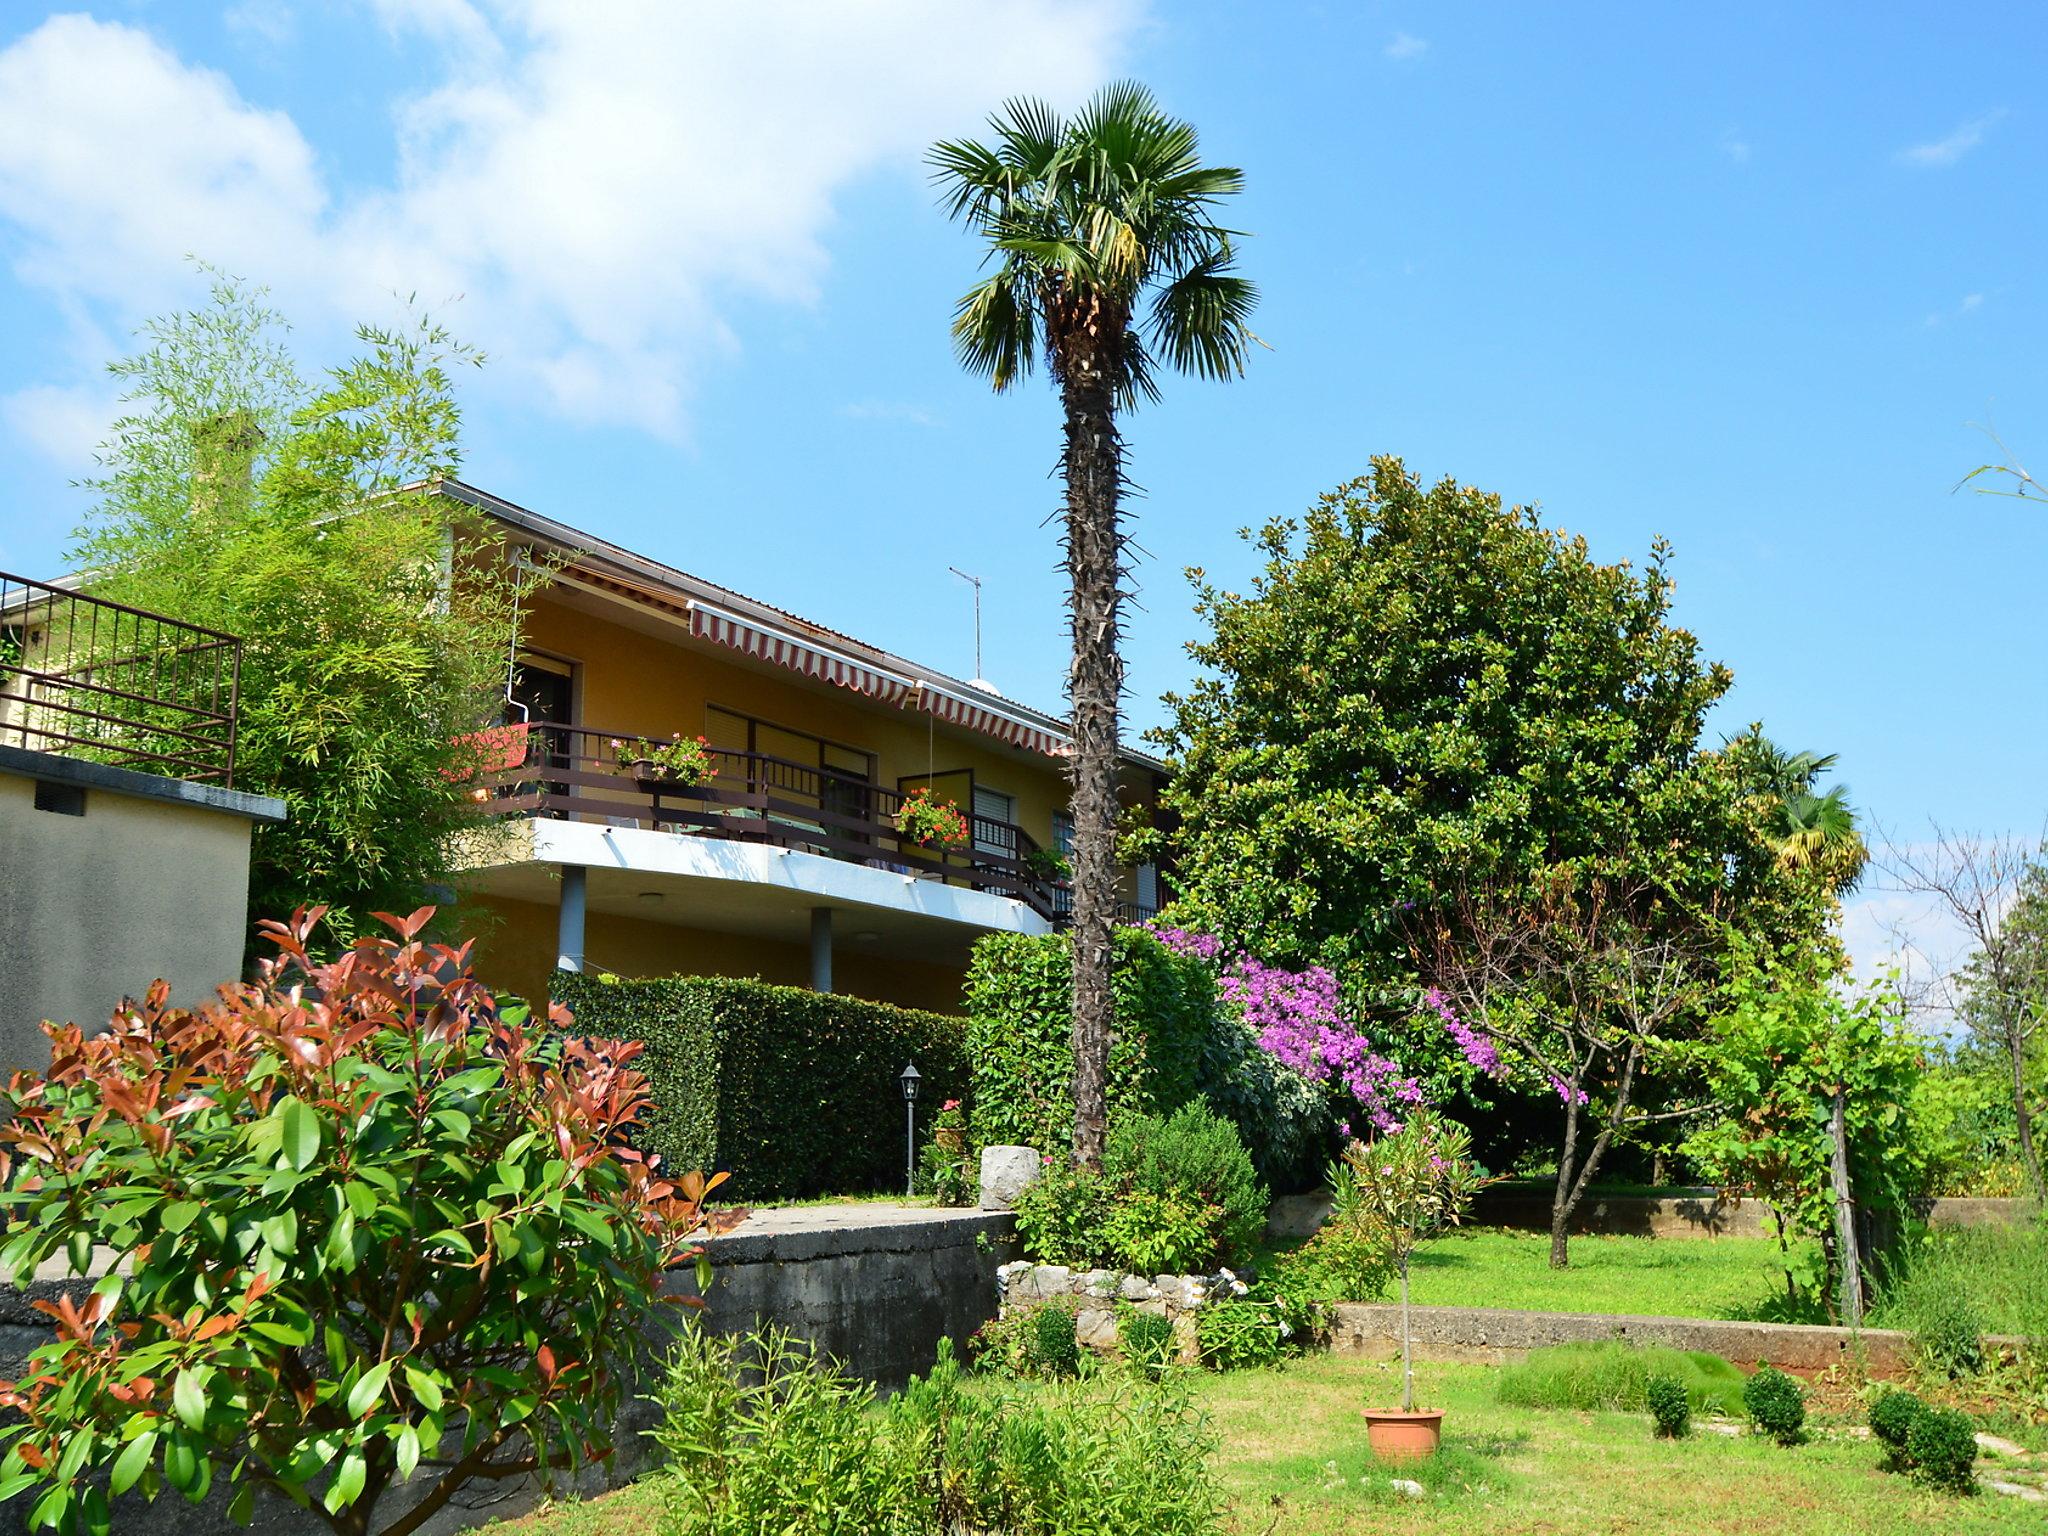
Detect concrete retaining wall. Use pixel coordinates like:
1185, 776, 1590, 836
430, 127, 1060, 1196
1268, 1189, 2039, 1241
1, 1205, 1013, 1536
1330, 1301, 2031, 1375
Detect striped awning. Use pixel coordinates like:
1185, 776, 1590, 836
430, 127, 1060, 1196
687, 601, 916, 706
686, 599, 1071, 758
913, 681, 1068, 759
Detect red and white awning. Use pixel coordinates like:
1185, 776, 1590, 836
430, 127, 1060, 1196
686, 599, 1070, 758
913, 681, 1069, 759
687, 601, 915, 707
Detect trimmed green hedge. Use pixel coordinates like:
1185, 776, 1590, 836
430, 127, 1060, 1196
962, 926, 1213, 1155
549, 971, 968, 1200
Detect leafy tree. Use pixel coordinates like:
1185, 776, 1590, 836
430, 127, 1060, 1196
931, 84, 1258, 1167
1145, 458, 1824, 1079
0, 908, 725, 1536
1682, 939, 1936, 1319
68, 273, 531, 947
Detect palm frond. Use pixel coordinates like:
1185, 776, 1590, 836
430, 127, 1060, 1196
950, 270, 1037, 392
1150, 248, 1259, 380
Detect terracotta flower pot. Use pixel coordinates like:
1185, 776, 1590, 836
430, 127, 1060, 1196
1363, 1408, 1443, 1462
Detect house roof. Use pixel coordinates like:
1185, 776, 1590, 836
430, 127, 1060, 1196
433, 478, 1170, 775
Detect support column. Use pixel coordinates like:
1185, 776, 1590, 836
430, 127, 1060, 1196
809, 906, 833, 993
557, 864, 587, 973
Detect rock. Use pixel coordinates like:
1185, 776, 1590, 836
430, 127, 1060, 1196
1075, 1306, 1119, 1351
995, 1260, 1034, 1300
979, 1145, 1043, 1211
1134, 1298, 1169, 1318
1390, 1478, 1425, 1499
1119, 1274, 1157, 1302
1975, 1432, 2029, 1459
1154, 1274, 1179, 1298
1031, 1265, 1073, 1299
1984, 1479, 2047, 1502
1176, 1275, 1212, 1310
1080, 1269, 1119, 1298
1171, 1312, 1200, 1366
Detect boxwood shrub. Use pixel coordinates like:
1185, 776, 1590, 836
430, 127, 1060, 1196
550, 970, 968, 1200
962, 926, 1216, 1155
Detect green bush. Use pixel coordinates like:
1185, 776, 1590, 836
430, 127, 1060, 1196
1495, 1342, 1747, 1418
1195, 1300, 1285, 1371
1645, 1374, 1691, 1438
551, 971, 967, 1199
1013, 1107, 1268, 1271
1905, 1404, 1979, 1494
1742, 1365, 1806, 1445
963, 927, 1214, 1154
1912, 1290, 1989, 1380
1029, 1300, 1083, 1380
1118, 1304, 1179, 1377
653, 1326, 1225, 1533
1869, 1388, 1924, 1469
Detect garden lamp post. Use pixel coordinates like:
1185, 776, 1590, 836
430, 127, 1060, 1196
900, 1062, 921, 1198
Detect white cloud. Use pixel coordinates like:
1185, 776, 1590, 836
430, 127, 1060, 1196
1, 382, 115, 466
1924, 291, 1988, 328
1720, 129, 1751, 163
0, 4, 1141, 438
225, 0, 297, 51
1383, 31, 1428, 62
1897, 110, 2004, 169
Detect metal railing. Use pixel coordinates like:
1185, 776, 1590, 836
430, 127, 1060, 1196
482, 721, 1069, 920
0, 571, 242, 786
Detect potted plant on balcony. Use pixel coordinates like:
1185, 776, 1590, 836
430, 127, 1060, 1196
1023, 845, 1072, 881
613, 733, 718, 790
1349, 1106, 1485, 1461
895, 786, 969, 849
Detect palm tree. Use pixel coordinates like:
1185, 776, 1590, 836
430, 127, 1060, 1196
930, 84, 1257, 1168
1743, 736, 1867, 891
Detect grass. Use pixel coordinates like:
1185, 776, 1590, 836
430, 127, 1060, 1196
1402, 1227, 1815, 1320
493, 1354, 2046, 1534
1494, 1340, 1749, 1417
1868, 1220, 2048, 1341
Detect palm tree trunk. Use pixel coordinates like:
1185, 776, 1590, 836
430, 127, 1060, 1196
1058, 331, 1125, 1172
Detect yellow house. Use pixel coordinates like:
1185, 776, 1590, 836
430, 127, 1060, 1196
445, 481, 1168, 1014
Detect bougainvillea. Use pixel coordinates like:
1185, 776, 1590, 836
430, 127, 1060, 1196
0, 907, 730, 1536
1153, 926, 1420, 1132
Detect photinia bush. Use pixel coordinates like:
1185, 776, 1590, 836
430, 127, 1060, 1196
0, 907, 727, 1536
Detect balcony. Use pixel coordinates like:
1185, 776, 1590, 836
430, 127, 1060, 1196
0, 570, 242, 786
479, 722, 1067, 922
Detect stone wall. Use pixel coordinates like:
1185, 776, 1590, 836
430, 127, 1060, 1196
993, 1260, 1256, 1362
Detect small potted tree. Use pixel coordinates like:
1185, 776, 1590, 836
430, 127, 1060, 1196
1345, 1106, 1486, 1460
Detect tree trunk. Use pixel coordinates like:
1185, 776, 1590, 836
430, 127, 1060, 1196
1057, 330, 1125, 1171
1828, 1089, 1864, 1327
2010, 1021, 2046, 1200
1549, 1099, 1577, 1271
1398, 1249, 1414, 1412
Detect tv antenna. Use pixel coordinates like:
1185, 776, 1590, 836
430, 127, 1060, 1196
948, 566, 988, 688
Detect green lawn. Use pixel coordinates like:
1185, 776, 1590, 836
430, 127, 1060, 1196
1403, 1227, 1812, 1320
494, 1354, 2045, 1534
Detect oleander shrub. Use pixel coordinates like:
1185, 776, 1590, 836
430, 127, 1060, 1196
551, 970, 967, 1199
1117, 1304, 1179, 1378
0, 908, 723, 1536
652, 1327, 1225, 1534
1743, 1365, 1806, 1445
1495, 1342, 1746, 1418
963, 927, 1214, 1154
1905, 1405, 1979, 1494
1645, 1374, 1692, 1438
1869, 1388, 1924, 1470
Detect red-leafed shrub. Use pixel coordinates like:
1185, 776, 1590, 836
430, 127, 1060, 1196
0, 906, 729, 1536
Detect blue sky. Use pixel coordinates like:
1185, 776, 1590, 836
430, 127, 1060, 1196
1, 3, 2042, 970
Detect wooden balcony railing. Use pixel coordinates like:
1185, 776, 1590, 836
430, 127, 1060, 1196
481, 721, 1069, 922
0, 570, 242, 785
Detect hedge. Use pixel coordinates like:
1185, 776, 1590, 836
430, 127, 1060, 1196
549, 971, 969, 1201
962, 926, 1214, 1156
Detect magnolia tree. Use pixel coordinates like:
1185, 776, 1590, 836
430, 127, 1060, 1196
0, 909, 728, 1536
1338, 1110, 1485, 1412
